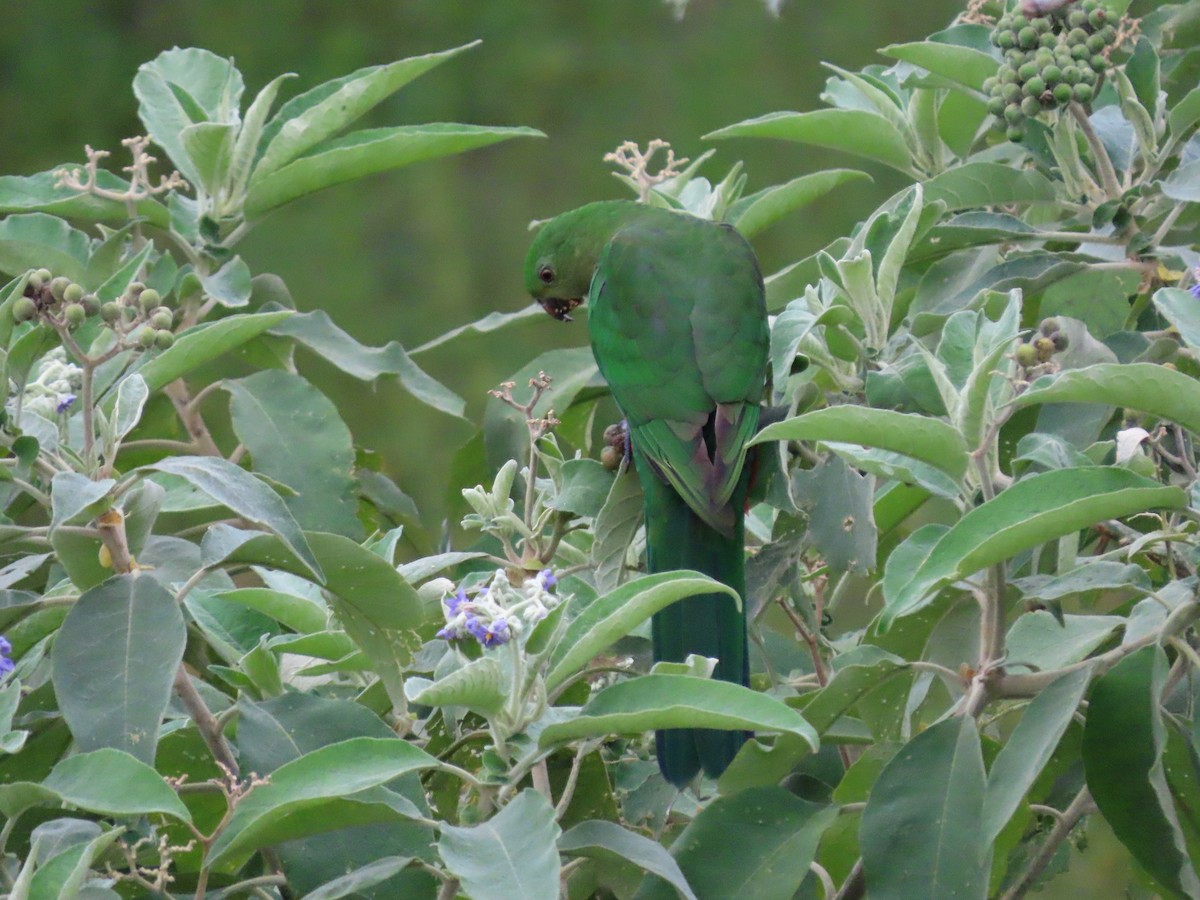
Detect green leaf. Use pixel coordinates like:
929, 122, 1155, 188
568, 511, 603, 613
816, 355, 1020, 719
43, 748, 190, 821
752, 406, 969, 479
180, 121, 236, 196
1168, 85, 1200, 140
271, 309, 464, 417
1084, 646, 1200, 897
1162, 159, 1200, 202
198, 255, 252, 307
51, 575, 185, 764
253, 42, 481, 180
246, 123, 543, 218
923, 162, 1057, 211
882, 468, 1185, 628
560, 820, 696, 900
408, 657, 507, 717
860, 716, 987, 900
438, 789, 562, 900
635, 787, 834, 900
213, 586, 327, 634
546, 571, 740, 692
227, 72, 298, 200
134, 48, 244, 185
226, 369, 361, 538
0, 213, 91, 282
797, 651, 909, 735
727, 169, 870, 238
790, 455, 878, 574
134, 310, 293, 393
592, 468, 643, 594
548, 458, 614, 518
1013, 362, 1200, 436
410, 305, 551, 355
1153, 287, 1200, 352
146, 456, 323, 582
882, 40, 999, 91
1006, 611, 1124, 671
49, 473, 114, 532
112, 374, 149, 443
982, 667, 1091, 844
705, 110, 914, 174
301, 857, 414, 900
0, 170, 169, 228
207, 736, 440, 867
539, 674, 818, 749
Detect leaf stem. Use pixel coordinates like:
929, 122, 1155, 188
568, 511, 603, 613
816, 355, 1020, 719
174, 665, 239, 774
998, 787, 1095, 900
1069, 102, 1121, 200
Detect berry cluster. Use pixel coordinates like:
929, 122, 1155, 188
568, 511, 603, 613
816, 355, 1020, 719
986, 0, 1117, 141
1015, 318, 1069, 370
13, 270, 176, 351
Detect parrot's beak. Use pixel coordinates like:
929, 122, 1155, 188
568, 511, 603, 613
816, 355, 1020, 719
537, 297, 583, 322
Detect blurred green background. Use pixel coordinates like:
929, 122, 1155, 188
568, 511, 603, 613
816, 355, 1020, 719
0, 3, 1159, 895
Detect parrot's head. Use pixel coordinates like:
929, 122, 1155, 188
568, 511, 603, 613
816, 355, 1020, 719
524, 201, 637, 321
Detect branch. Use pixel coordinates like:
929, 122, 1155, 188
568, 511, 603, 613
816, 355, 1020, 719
174, 666, 238, 774
998, 787, 1096, 900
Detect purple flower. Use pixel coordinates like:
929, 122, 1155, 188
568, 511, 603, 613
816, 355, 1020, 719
1190, 282, 1200, 299
56, 394, 76, 414
0, 636, 13, 677
464, 613, 489, 643
537, 569, 557, 590
480, 617, 510, 648
445, 588, 468, 616
436, 625, 461, 641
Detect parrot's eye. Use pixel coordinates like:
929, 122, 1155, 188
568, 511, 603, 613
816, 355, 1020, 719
538, 265, 555, 285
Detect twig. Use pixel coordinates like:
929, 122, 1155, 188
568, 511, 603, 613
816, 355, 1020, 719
174, 666, 238, 774
998, 787, 1096, 900
1069, 101, 1121, 200
554, 743, 592, 820
811, 861, 838, 899
165, 381, 222, 457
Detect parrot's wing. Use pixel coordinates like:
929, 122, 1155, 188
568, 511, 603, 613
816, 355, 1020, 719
587, 215, 768, 535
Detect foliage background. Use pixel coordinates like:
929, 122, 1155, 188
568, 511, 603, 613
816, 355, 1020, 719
0, 0, 964, 517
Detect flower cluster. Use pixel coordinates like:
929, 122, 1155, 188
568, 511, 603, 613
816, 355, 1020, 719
437, 568, 561, 649
14, 348, 80, 420
0, 636, 14, 678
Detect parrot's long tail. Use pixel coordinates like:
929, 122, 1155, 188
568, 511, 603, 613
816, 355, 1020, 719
637, 456, 749, 787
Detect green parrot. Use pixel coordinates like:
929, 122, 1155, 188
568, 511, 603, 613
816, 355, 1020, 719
524, 200, 769, 785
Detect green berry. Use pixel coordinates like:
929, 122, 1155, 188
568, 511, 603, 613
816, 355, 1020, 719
1005, 49, 1026, 65
1002, 82, 1022, 103
1024, 76, 1046, 96
1000, 65, 1018, 84
983, 76, 999, 95
1073, 82, 1094, 102
1071, 43, 1090, 59
1101, 24, 1116, 42
1090, 54, 1107, 71
1079, 65, 1097, 84
150, 309, 173, 330
1006, 125, 1025, 142
49, 276, 70, 301
988, 96, 1007, 116
127, 281, 145, 296
1005, 102, 1024, 124
1088, 7, 1106, 27
1086, 33, 1106, 53
1053, 82, 1074, 103
1018, 26, 1038, 48
1021, 95, 1042, 116
136, 326, 156, 349
1019, 61, 1039, 80
1068, 9, 1088, 27
154, 330, 175, 350
1042, 64, 1062, 84
1015, 342, 1038, 367
1035, 336, 1056, 362
997, 29, 1017, 48
62, 282, 84, 305
27, 272, 44, 292
1031, 16, 1051, 32
1062, 65, 1081, 83
1038, 31, 1057, 49
1067, 27, 1089, 44
138, 288, 161, 311
34, 268, 52, 284
80, 293, 100, 316
1039, 317, 1060, 336
1052, 332, 1069, 351
64, 304, 86, 328
12, 297, 37, 323
1035, 48, 1056, 66
100, 302, 120, 323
